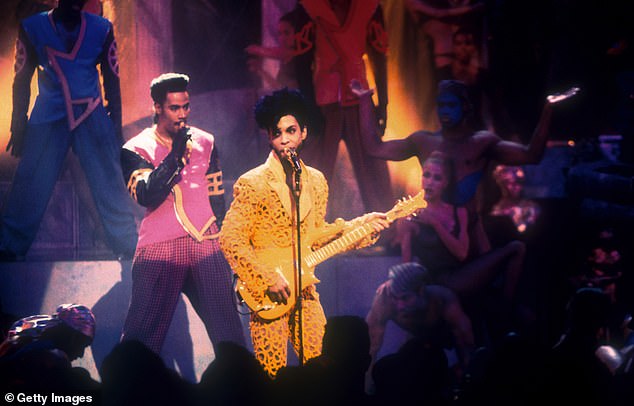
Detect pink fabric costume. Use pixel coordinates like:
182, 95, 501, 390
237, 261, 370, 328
119, 126, 245, 354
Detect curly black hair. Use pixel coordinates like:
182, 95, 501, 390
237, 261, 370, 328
254, 87, 309, 132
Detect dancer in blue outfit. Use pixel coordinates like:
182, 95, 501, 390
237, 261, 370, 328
355, 79, 578, 255
1, 0, 138, 260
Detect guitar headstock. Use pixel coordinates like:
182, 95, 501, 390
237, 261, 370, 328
386, 191, 428, 222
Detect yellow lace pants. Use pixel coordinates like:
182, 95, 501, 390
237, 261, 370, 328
250, 289, 326, 377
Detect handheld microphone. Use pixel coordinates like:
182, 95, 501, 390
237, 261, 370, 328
177, 121, 192, 141
285, 148, 302, 173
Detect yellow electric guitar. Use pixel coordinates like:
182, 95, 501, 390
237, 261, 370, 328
235, 191, 427, 319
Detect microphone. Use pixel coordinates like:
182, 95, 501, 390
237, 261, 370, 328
285, 148, 302, 173
177, 121, 192, 141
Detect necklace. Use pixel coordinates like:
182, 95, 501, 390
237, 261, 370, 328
153, 127, 172, 147
153, 127, 194, 166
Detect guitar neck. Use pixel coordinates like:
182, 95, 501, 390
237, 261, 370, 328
305, 223, 376, 268
303, 191, 425, 269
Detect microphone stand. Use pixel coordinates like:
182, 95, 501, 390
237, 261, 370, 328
292, 164, 304, 366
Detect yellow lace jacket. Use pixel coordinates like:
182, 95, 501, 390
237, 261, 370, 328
219, 151, 378, 304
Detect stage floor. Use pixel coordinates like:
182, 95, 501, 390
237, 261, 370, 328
0, 253, 407, 383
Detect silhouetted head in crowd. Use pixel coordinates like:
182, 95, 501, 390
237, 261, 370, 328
100, 339, 192, 406
198, 341, 272, 406
565, 287, 612, 339
282, 315, 373, 406
321, 315, 371, 371
372, 337, 452, 405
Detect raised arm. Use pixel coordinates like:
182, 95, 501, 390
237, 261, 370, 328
120, 127, 191, 209
492, 87, 580, 165
366, 5, 389, 135
352, 82, 425, 161
245, 44, 294, 62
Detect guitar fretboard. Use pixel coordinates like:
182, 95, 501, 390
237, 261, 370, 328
305, 223, 375, 268
303, 191, 424, 269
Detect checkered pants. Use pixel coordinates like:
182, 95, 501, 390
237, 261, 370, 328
121, 235, 245, 354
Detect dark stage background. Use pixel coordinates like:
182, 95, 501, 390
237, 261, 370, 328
0, 0, 633, 384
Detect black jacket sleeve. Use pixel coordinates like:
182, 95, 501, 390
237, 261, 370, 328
121, 148, 181, 209
98, 23, 123, 145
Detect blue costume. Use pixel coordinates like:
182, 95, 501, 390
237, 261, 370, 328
445, 170, 483, 207
1, 10, 137, 258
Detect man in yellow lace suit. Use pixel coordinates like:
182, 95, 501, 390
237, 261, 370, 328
219, 88, 390, 377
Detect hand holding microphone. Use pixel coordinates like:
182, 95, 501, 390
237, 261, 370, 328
170, 122, 191, 168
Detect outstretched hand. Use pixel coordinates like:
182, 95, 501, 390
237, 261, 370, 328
350, 79, 374, 98
349, 79, 387, 136
547, 86, 580, 104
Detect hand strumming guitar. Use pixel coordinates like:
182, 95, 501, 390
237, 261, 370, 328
266, 268, 291, 305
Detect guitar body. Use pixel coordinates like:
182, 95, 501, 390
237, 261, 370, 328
236, 247, 320, 320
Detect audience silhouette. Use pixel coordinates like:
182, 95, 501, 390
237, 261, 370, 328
197, 341, 273, 406
274, 315, 374, 406
543, 287, 618, 406
99, 339, 194, 406
372, 336, 454, 405
0, 286, 632, 405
